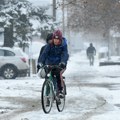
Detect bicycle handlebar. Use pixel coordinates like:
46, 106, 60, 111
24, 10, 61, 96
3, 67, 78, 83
44, 65, 62, 70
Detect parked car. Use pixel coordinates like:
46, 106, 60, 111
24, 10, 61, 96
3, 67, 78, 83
0, 47, 29, 79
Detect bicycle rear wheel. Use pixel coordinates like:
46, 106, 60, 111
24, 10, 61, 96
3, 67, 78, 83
41, 79, 54, 113
56, 81, 66, 112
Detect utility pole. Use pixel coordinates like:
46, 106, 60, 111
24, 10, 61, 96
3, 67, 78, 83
62, 0, 65, 35
53, 0, 56, 21
66, 3, 71, 54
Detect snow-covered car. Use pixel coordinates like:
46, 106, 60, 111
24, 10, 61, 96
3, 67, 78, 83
0, 47, 29, 79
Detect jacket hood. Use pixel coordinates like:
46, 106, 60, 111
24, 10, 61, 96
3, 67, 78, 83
61, 37, 67, 46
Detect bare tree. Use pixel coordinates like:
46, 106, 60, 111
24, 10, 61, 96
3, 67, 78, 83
66, 0, 120, 37
65, 0, 120, 56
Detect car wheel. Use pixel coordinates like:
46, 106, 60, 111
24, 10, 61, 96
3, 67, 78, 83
2, 66, 17, 79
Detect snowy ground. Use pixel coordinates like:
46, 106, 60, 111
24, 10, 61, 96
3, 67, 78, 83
0, 51, 120, 120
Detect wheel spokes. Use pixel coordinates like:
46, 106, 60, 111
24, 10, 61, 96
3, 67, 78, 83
4, 68, 14, 79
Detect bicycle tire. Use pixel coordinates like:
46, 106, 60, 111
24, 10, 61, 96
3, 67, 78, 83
56, 80, 66, 112
41, 79, 54, 113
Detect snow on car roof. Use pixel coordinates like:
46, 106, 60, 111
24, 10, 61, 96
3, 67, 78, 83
0, 47, 28, 58
0, 47, 14, 51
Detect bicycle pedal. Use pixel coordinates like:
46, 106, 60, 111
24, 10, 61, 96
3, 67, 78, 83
56, 97, 61, 105
59, 94, 64, 98
57, 100, 61, 105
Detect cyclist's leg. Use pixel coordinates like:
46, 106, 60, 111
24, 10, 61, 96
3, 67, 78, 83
55, 69, 65, 91
60, 68, 66, 89
51, 68, 59, 91
56, 74, 62, 91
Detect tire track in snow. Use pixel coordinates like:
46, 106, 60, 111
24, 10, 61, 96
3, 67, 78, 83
0, 97, 41, 120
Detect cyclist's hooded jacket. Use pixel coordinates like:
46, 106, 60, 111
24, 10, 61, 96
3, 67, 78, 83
38, 37, 69, 65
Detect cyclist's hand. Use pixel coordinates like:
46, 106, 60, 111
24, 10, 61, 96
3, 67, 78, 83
44, 65, 50, 74
37, 64, 40, 72
37, 63, 43, 72
59, 62, 66, 69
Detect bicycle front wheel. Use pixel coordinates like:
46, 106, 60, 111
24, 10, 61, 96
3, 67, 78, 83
41, 80, 54, 114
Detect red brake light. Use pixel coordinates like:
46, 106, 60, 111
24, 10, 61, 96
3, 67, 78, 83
21, 58, 27, 63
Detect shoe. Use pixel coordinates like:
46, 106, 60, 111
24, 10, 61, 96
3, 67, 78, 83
56, 96, 61, 105
58, 90, 64, 98
46, 98, 50, 107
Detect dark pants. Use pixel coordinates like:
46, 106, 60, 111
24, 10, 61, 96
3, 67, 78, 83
87, 53, 94, 66
51, 68, 66, 91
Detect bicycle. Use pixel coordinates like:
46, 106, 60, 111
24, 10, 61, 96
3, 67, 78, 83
40, 65, 66, 114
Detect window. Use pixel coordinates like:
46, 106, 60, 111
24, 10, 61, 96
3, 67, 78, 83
0, 49, 15, 56
4, 50, 15, 56
0, 50, 4, 56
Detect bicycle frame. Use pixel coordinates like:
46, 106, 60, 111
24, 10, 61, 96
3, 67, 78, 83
45, 71, 57, 99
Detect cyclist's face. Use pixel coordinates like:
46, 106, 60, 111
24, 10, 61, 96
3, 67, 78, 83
53, 38, 61, 45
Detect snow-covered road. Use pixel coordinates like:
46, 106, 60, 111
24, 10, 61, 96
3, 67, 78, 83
0, 52, 120, 120
0, 78, 107, 120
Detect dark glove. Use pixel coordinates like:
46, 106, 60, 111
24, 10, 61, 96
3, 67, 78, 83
37, 63, 43, 72
59, 62, 66, 69
44, 65, 50, 74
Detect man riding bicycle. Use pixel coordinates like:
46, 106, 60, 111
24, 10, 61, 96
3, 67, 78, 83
37, 30, 69, 97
